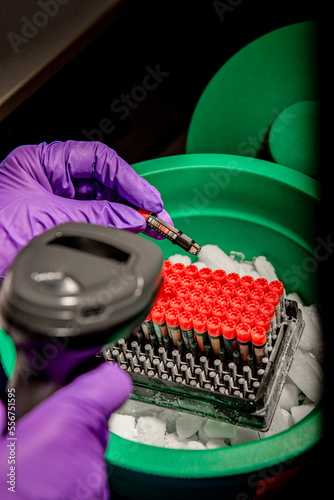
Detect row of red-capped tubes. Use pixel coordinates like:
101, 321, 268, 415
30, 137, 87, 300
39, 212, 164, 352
144, 262, 285, 362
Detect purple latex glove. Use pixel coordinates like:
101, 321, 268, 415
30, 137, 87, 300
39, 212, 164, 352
0, 362, 132, 499
0, 140, 173, 279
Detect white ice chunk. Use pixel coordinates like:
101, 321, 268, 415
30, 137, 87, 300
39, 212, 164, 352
206, 439, 228, 449
203, 419, 236, 439
108, 414, 137, 441
253, 256, 279, 282
136, 416, 166, 447
168, 254, 192, 267
175, 415, 204, 440
229, 426, 260, 445
298, 303, 324, 355
279, 383, 299, 412
238, 261, 256, 277
290, 404, 316, 424
259, 406, 290, 438
197, 245, 239, 273
281, 409, 294, 428
288, 350, 323, 404
163, 433, 188, 449
186, 440, 206, 450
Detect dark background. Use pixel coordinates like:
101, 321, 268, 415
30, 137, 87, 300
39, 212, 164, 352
0, 1, 331, 498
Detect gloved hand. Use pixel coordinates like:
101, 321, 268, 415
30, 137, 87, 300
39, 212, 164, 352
0, 362, 132, 500
0, 140, 172, 279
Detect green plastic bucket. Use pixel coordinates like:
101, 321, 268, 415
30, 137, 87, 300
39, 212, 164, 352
0, 153, 323, 498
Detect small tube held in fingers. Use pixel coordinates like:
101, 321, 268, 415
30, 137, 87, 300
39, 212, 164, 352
138, 209, 201, 255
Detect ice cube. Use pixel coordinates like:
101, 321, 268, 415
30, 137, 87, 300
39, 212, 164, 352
186, 441, 206, 450
253, 256, 279, 282
259, 406, 290, 438
108, 414, 137, 441
290, 404, 316, 424
298, 303, 324, 355
197, 245, 239, 273
203, 419, 236, 439
176, 414, 204, 440
163, 433, 188, 449
229, 426, 259, 446
281, 409, 294, 428
206, 439, 228, 449
279, 383, 299, 412
168, 254, 192, 267
288, 350, 323, 404
136, 416, 166, 447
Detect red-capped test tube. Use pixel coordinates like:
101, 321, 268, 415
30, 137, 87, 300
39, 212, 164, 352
253, 278, 268, 293
165, 308, 182, 346
268, 280, 285, 317
226, 272, 240, 287
162, 260, 173, 275
221, 319, 238, 357
212, 269, 226, 285
184, 264, 199, 279
234, 285, 250, 302
255, 313, 271, 339
230, 296, 246, 312
240, 310, 256, 328
251, 325, 267, 365
193, 278, 208, 293
206, 280, 221, 295
179, 311, 194, 348
263, 291, 280, 325
211, 304, 227, 321
239, 275, 254, 290
197, 301, 212, 319
217, 293, 231, 309
221, 283, 235, 298
193, 314, 209, 352
198, 267, 213, 282
162, 283, 176, 299
244, 299, 260, 315
183, 299, 198, 316
188, 288, 203, 304
167, 273, 181, 288
179, 275, 194, 290
259, 302, 276, 333
169, 296, 184, 313
156, 296, 170, 309
175, 285, 190, 301
236, 322, 252, 362
171, 262, 185, 277
202, 291, 218, 306
207, 316, 222, 355
226, 306, 241, 324
151, 305, 168, 344
249, 288, 264, 304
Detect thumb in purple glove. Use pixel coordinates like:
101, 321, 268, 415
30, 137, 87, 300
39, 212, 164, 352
0, 141, 173, 279
0, 362, 132, 500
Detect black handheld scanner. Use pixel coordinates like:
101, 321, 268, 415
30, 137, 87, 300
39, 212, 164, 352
0, 223, 163, 418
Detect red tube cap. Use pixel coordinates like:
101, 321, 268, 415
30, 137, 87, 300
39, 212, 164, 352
162, 260, 173, 274
169, 296, 184, 312
211, 304, 227, 321
193, 313, 207, 334
193, 278, 208, 292
226, 306, 241, 323
239, 275, 254, 290
226, 272, 240, 286
212, 269, 226, 285
268, 280, 284, 298
251, 326, 267, 346
217, 293, 231, 308
157, 296, 170, 309
183, 299, 198, 315
221, 283, 235, 298
249, 288, 265, 304
236, 322, 251, 343
240, 310, 256, 327
175, 285, 190, 300
244, 299, 260, 314
234, 285, 250, 301
255, 313, 271, 333
259, 302, 275, 320
184, 264, 199, 279
179, 310, 193, 331
263, 291, 280, 309
198, 267, 213, 282
254, 278, 268, 293
230, 296, 246, 312
165, 308, 180, 328
163, 283, 176, 299
206, 280, 222, 295
171, 262, 185, 276
167, 273, 181, 287
207, 316, 221, 337
202, 291, 218, 306
152, 305, 166, 324
188, 288, 203, 304
197, 301, 212, 318
221, 319, 237, 339
180, 275, 194, 290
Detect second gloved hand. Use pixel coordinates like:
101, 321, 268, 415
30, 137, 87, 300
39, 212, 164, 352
0, 141, 173, 279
